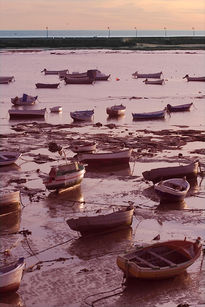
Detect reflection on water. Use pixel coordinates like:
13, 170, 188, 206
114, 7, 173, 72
187, 176, 203, 196
106, 114, 125, 122
68, 227, 132, 260
157, 200, 187, 211
116, 272, 192, 307
85, 164, 131, 178
0, 209, 21, 235
46, 185, 84, 215
0, 292, 24, 307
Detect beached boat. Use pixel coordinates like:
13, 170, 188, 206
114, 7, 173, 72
132, 109, 166, 120
106, 104, 126, 117
41, 68, 68, 75
166, 103, 193, 112
8, 108, 46, 119
154, 178, 190, 202
77, 148, 132, 166
0, 76, 15, 84
70, 110, 94, 122
143, 79, 164, 85
0, 151, 21, 166
11, 93, 38, 106
183, 75, 205, 82
70, 140, 96, 153
142, 161, 199, 183
117, 238, 202, 280
64, 76, 94, 84
0, 258, 25, 292
43, 161, 86, 191
66, 205, 134, 235
132, 71, 162, 79
35, 83, 60, 88
0, 191, 20, 207
50, 106, 62, 113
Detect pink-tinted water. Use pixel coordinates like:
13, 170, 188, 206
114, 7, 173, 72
0, 49, 205, 307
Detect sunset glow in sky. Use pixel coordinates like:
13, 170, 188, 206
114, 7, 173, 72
0, 0, 204, 30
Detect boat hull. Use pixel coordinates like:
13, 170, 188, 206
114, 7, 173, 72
8, 109, 46, 119
132, 110, 165, 120
143, 161, 199, 183
0, 258, 25, 293
0, 191, 20, 206
35, 83, 60, 88
166, 103, 193, 112
154, 178, 190, 202
0, 152, 21, 166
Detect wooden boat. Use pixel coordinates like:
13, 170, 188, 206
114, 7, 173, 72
70, 110, 94, 122
11, 94, 38, 106
95, 70, 110, 81
143, 78, 164, 85
43, 161, 86, 191
0, 151, 21, 166
106, 104, 126, 117
132, 71, 162, 79
0, 76, 15, 84
0, 258, 25, 292
132, 109, 166, 120
41, 68, 68, 75
61, 69, 110, 81
35, 83, 60, 88
166, 103, 193, 112
77, 148, 132, 166
183, 74, 205, 82
70, 140, 96, 153
154, 178, 190, 202
50, 106, 62, 112
117, 238, 202, 280
66, 205, 134, 235
8, 108, 46, 119
142, 161, 199, 183
0, 191, 20, 206
64, 76, 94, 84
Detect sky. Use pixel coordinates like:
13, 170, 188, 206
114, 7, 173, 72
0, 0, 204, 30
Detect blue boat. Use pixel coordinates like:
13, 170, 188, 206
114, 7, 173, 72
166, 103, 193, 112
132, 109, 166, 120
70, 109, 94, 122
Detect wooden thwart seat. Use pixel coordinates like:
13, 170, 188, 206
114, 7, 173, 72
133, 255, 160, 269
148, 250, 176, 266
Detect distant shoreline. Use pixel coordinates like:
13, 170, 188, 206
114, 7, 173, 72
0, 36, 205, 50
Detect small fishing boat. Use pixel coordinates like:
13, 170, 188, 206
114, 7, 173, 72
0, 151, 21, 166
0, 258, 25, 292
66, 205, 134, 236
11, 93, 38, 106
132, 71, 162, 79
41, 68, 68, 75
70, 110, 94, 122
61, 69, 110, 81
117, 238, 202, 280
43, 161, 86, 191
142, 161, 199, 183
50, 106, 62, 113
0, 76, 15, 84
183, 75, 205, 82
35, 83, 60, 88
70, 140, 96, 153
106, 104, 126, 117
8, 108, 46, 119
77, 148, 132, 166
64, 76, 94, 84
166, 103, 193, 112
154, 178, 190, 202
143, 79, 164, 85
132, 109, 166, 120
0, 191, 20, 206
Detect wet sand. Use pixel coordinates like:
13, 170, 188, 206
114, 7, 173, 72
0, 49, 205, 307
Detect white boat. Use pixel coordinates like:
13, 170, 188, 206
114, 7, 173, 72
43, 161, 86, 191
106, 104, 126, 117
41, 68, 68, 75
154, 178, 190, 202
50, 106, 62, 113
77, 148, 132, 166
0, 191, 20, 207
0, 258, 25, 293
70, 140, 96, 153
66, 205, 134, 235
70, 110, 94, 122
0, 151, 21, 166
8, 108, 46, 119
11, 94, 38, 106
